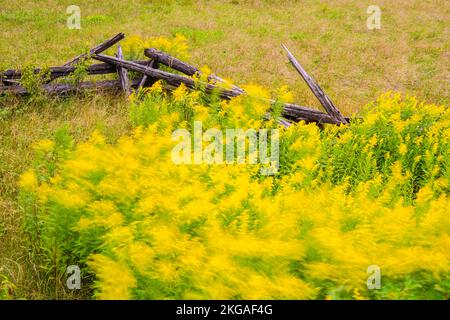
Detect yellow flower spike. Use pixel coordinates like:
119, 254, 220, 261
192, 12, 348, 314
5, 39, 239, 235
172, 83, 188, 102
276, 85, 294, 103
398, 143, 408, 155
199, 65, 212, 79
19, 169, 38, 191
33, 139, 55, 154
148, 80, 164, 94
242, 84, 271, 101
89, 254, 136, 300
88, 129, 106, 145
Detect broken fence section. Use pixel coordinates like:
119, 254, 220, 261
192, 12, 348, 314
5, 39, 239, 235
0, 33, 349, 126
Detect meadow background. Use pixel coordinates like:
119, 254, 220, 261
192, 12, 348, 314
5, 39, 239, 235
0, 0, 448, 298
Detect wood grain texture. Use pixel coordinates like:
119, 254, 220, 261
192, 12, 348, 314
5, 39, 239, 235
116, 44, 131, 96
282, 44, 348, 124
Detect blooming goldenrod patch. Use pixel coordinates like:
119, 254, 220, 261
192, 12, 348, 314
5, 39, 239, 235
19, 88, 450, 300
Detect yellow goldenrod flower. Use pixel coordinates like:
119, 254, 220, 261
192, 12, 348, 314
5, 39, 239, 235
33, 139, 54, 154
18, 169, 38, 191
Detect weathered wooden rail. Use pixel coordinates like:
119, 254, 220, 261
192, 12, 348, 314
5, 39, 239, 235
0, 33, 349, 126
1, 61, 149, 81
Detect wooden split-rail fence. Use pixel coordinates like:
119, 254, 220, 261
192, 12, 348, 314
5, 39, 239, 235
0, 33, 350, 126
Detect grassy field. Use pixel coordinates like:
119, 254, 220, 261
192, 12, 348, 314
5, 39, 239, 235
0, 0, 448, 298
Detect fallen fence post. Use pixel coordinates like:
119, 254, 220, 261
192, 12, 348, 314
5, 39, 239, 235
282, 44, 348, 124
0, 61, 149, 82
0, 79, 141, 96
137, 60, 155, 91
116, 44, 131, 96
144, 48, 244, 93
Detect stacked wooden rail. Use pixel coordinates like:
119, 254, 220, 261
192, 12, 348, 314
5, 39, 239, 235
0, 33, 349, 125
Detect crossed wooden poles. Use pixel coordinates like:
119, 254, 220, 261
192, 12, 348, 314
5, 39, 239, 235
0, 33, 348, 125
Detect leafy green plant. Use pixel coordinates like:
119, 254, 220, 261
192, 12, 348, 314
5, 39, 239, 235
20, 65, 50, 105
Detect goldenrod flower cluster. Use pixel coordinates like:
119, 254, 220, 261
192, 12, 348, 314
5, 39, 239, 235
20, 87, 449, 300
117, 34, 189, 61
